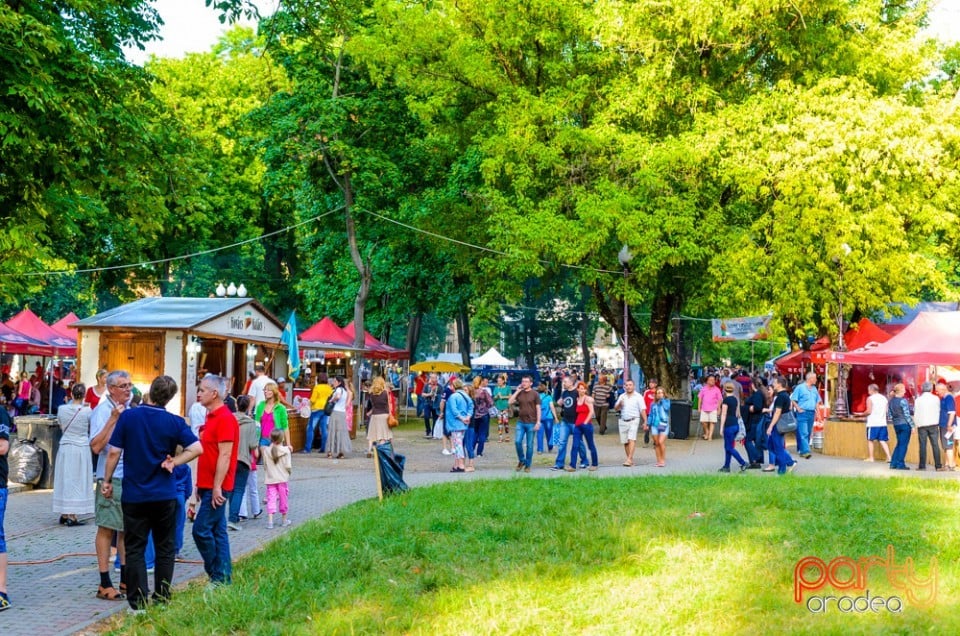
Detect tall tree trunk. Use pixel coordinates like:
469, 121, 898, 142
380, 294, 391, 344
343, 173, 370, 393
595, 286, 682, 395
405, 311, 422, 358
456, 308, 471, 368
579, 285, 592, 379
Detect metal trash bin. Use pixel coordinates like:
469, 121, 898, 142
14, 415, 61, 489
669, 401, 692, 440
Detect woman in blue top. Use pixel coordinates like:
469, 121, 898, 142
646, 388, 671, 467
536, 383, 558, 454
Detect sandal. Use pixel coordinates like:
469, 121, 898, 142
622, 461, 633, 467
96, 586, 125, 601
65, 518, 85, 527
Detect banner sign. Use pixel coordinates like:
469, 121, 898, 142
712, 315, 772, 342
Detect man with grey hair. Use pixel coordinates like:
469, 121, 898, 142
913, 381, 943, 471
89, 370, 132, 601
192, 373, 239, 585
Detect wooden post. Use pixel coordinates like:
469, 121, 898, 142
373, 445, 384, 501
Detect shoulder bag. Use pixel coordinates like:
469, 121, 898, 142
323, 389, 338, 416
776, 410, 798, 434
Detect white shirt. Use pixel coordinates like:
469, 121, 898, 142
332, 386, 349, 413
866, 394, 888, 428
89, 397, 123, 480
247, 374, 273, 407
188, 401, 208, 438
914, 392, 941, 427
616, 392, 646, 421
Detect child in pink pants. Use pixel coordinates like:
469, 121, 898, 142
262, 429, 292, 529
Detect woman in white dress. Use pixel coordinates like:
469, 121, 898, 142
53, 383, 94, 526
326, 376, 353, 458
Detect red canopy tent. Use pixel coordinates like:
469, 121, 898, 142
774, 336, 831, 375
811, 318, 892, 364
0, 322, 51, 356
342, 321, 409, 360
6, 308, 77, 356
829, 312, 960, 366
51, 312, 81, 341
299, 317, 356, 349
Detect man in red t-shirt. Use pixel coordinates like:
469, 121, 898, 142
642, 378, 658, 447
192, 374, 239, 585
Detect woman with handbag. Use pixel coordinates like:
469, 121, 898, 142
718, 383, 748, 473
326, 376, 353, 459
764, 376, 798, 474
53, 383, 94, 526
364, 377, 393, 458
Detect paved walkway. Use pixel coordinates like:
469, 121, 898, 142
1, 417, 954, 635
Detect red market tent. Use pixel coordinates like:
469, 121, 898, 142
342, 321, 409, 360
299, 317, 356, 349
830, 311, 960, 366
811, 318, 893, 364
0, 321, 52, 356
774, 336, 831, 375
6, 308, 77, 356
51, 312, 81, 341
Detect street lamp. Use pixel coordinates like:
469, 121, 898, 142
618, 244, 633, 383
215, 282, 245, 297
833, 243, 852, 418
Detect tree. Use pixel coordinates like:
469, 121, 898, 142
352, 0, 955, 392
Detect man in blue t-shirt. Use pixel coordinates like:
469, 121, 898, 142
936, 382, 956, 471
103, 376, 201, 611
790, 372, 821, 459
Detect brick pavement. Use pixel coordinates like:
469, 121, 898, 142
1, 414, 954, 635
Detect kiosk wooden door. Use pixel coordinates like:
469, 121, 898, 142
99, 332, 163, 386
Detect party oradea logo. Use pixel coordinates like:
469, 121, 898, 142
794, 546, 937, 613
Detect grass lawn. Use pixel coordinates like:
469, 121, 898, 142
113, 476, 958, 635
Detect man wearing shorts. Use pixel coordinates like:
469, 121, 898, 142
698, 375, 722, 441
614, 380, 646, 466
89, 370, 132, 601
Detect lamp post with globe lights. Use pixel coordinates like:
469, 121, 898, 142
833, 243, 852, 418
618, 245, 633, 383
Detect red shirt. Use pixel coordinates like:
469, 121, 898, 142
85, 386, 104, 410
643, 389, 656, 413
197, 404, 239, 491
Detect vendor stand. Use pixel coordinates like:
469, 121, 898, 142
820, 311, 960, 461
72, 297, 288, 416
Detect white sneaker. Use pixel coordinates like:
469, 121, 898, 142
441, 449, 453, 455
227, 522, 241, 531
282, 519, 292, 527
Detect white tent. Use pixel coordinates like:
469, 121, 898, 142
471, 347, 515, 367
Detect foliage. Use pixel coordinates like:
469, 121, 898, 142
110, 476, 959, 634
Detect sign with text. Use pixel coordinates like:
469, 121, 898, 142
711, 315, 772, 342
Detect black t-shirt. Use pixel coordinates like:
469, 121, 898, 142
722, 395, 740, 427
745, 391, 765, 426
560, 389, 578, 423
0, 408, 10, 488
773, 391, 792, 417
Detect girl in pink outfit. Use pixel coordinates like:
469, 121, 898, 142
262, 429, 292, 529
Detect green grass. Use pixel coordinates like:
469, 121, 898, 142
115, 476, 959, 635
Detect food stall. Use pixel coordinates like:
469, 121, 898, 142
72, 297, 289, 416
821, 312, 960, 462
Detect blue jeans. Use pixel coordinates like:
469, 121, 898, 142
305, 410, 328, 452
192, 488, 232, 584
515, 421, 536, 468
891, 424, 911, 469
228, 462, 250, 524
743, 422, 761, 464
0, 487, 7, 554
795, 410, 814, 456
536, 419, 555, 453
470, 415, 490, 457
464, 427, 476, 460
553, 422, 587, 468
768, 428, 796, 474
571, 424, 599, 467
723, 424, 747, 469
